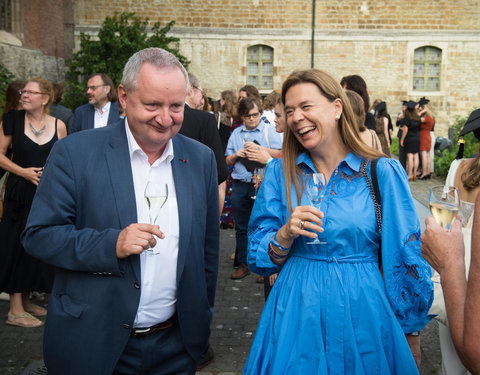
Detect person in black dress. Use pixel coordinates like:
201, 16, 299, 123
399, 101, 421, 181
0, 78, 67, 327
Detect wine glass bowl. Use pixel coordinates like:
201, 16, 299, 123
251, 167, 265, 199
428, 185, 459, 230
305, 173, 327, 245
144, 182, 169, 255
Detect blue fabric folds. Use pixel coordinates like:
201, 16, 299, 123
244, 153, 433, 374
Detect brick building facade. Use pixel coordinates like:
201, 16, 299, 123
2, 0, 480, 133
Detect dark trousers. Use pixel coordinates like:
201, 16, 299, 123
231, 180, 255, 265
398, 144, 406, 171
113, 324, 196, 375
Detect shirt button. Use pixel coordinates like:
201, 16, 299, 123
134, 282, 140, 289
123, 324, 131, 329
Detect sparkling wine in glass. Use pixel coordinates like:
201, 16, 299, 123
144, 182, 168, 255
305, 173, 327, 245
428, 185, 459, 230
251, 167, 265, 200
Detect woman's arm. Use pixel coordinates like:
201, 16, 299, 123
400, 125, 408, 146
0, 121, 42, 185
383, 117, 390, 147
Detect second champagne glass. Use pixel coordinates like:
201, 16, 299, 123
251, 167, 265, 200
305, 173, 327, 245
144, 181, 169, 255
428, 185, 459, 230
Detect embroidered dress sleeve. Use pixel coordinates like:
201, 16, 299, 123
247, 158, 285, 276
377, 157, 434, 333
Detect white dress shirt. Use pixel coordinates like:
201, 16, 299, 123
93, 101, 111, 129
124, 119, 179, 327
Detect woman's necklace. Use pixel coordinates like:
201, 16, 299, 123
27, 115, 47, 137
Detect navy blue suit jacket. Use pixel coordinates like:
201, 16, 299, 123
22, 121, 220, 374
70, 101, 120, 133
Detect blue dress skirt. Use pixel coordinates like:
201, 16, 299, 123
244, 153, 433, 375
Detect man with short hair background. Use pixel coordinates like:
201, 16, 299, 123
70, 73, 120, 133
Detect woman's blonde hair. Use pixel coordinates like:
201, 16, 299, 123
30, 77, 54, 114
281, 69, 384, 211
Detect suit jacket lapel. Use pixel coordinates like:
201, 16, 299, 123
105, 121, 140, 279
88, 104, 95, 130
172, 136, 192, 284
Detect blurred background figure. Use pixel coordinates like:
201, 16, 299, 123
49, 83, 73, 134
374, 101, 391, 156
344, 90, 382, 152
0, 78, 67, 327
340, 74, 376, 131
226, 96, 282, 280
400, 101, 421, 181
262, 90, 281, 125
418, 97, 435, 180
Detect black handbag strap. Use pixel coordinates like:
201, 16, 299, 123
360, 159, 383, 268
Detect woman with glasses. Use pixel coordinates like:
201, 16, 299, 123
226, 97, 283, 280
0, 78, 67, 327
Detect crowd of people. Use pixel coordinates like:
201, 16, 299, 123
0, 48, 479, 374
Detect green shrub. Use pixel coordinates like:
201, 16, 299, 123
434, 113, 479, 178
390, 137, 399, 157
0, 64, 15, 113
64, 12, 189, 110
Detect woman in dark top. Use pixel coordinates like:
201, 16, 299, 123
0, 78, 67, 327
340, 74, 376, 131
400, 101, 421, 181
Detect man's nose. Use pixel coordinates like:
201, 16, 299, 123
154, 108, 173, 127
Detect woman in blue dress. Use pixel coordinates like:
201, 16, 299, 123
244, 69, 433, 374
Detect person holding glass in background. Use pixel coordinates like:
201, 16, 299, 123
244, 69, 433, 374
0, 78, 67, 327
226, 97, 282, 280
423, 109, 480, 375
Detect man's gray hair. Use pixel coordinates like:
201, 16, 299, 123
121, 48, 189, 93
188, 72, 200, 89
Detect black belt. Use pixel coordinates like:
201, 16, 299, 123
131, 313, 177, 338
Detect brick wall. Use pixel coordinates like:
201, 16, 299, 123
74, 0, 480, 31
23, 0, 66, 58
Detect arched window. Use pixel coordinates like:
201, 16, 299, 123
247, 45, 273, 90
413, 46, 442, 91
0, 0, 12, 31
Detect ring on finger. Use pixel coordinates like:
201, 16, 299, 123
298, 220, 305, 230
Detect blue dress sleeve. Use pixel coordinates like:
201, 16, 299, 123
247, 159, 286, 276
376, 158, 434, 333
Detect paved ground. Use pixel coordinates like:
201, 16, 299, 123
0, 175, 445, 375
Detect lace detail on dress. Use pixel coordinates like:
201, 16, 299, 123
387, 231, 433, 322
330, 170, 363, 196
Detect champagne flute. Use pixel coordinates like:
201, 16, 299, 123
305, 173, 327, 245
251, 167, 265, 200
428, 185, 459, 230
144, 182, 168, 255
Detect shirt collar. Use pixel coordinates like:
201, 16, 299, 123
94, 101, 111, 114
124, 118, 174, 165
240, 119, 265, 133
296, 151, 363, 173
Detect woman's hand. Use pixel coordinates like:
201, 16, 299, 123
22, 167, 43, 186
421, 216, 464, 275
245, 144, 271, 164
279, 205, 324, 243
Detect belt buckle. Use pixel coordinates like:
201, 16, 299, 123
133, 327, 151, 335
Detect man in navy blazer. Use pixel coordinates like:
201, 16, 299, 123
22, 48, 219, 374
70, 73, 121, 133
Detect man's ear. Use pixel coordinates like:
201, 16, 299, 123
118, 84, 127, 110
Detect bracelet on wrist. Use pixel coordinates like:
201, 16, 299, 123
266, 157, 273, 165
406, 331, 420, 336
271, 232, 291, 252
268, 244, 288, 260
